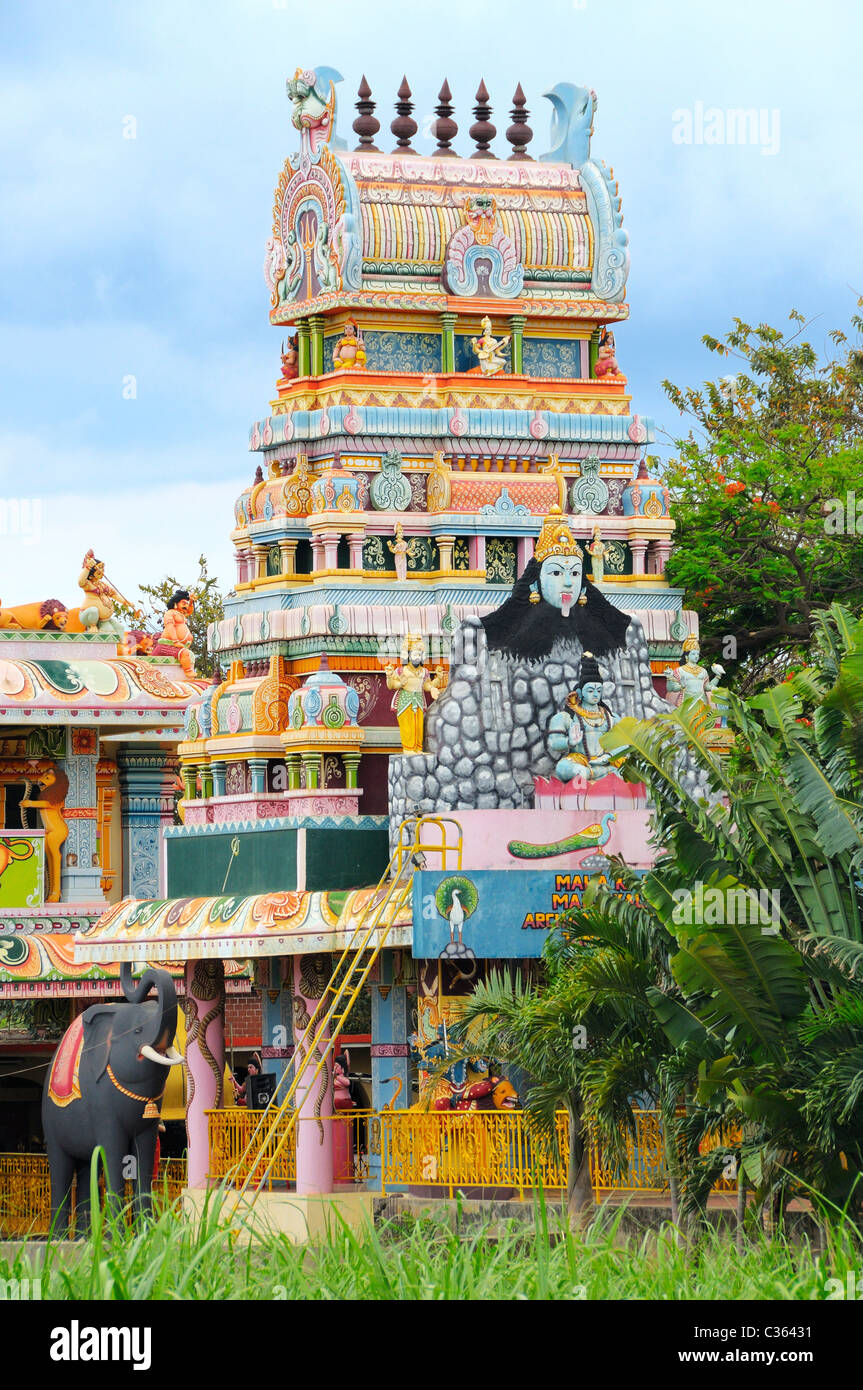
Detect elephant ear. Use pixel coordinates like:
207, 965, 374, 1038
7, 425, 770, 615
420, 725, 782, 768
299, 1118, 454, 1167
81, 1004, 116, 1083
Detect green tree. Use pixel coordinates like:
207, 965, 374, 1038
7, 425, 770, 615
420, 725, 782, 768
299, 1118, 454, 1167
125, 555, 224, 677
662, 309, 863, 691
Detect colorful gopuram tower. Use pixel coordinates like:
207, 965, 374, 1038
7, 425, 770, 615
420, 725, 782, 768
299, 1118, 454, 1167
82, 69, 699, 1198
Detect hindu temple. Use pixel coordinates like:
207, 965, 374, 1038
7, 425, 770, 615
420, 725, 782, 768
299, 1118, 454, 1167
2, 67, 723, 1227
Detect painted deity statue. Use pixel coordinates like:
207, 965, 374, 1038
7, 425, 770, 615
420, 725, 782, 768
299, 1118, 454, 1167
77, 551, 127, 637
667, 636, 724, 708
331, 319, 366, 371
387, 522, 419, 582
594, 327, 619, 378
19, 766, 69, 903
470, 316, 510, 376
547, 652, 622, 782
587, 524, 608, 585
152, 590, 196, 677
385, 634, 444, 754
280, 335, 299, 381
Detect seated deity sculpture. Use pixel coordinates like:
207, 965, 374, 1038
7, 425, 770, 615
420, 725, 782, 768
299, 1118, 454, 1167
547, 652, 623, 781
470, 316, 510, 376
332, 319, 366, 371
594, 327, 619, 378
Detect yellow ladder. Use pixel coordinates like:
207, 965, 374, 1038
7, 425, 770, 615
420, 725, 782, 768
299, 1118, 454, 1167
231, 815, 462, 1202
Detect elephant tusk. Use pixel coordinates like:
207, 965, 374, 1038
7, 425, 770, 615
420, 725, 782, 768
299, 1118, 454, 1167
140, 1044, 184, 1066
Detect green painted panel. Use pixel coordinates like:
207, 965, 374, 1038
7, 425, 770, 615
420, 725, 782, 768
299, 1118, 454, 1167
304, 828, 390, 893
166, 829, 298, 898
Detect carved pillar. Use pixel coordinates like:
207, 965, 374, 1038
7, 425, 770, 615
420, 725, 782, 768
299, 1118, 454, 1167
319, 530, 340, 570
261, 959, 294, 1093
310, 536, 325, 572
347, 531, 365, 571
292, 954, 334, 1195
95, 758, 118, 898
248, 758, 268, 796
342, 752, 361, 790
253, 544, 269, 581
370, 951, 410, 1184
517, 535, 535, 572
285, 754, 302, 791
278, 538, 298, 575
629, 537, 648, 576
297, 320, 311, 378
59, 739, 102, 902
469, 534, 486, 573
308, 314, 325, 377
440, 311, 456, 373
117, 748, 177, 901
183, 958, 226, 1188
509, 314, 525, 375
653, 538, 672, 575
210, 761, 227, 799
199, 764, 213, 801
436, 534, 456, 572
182, 763, 199, 801
589, 327, 601, 378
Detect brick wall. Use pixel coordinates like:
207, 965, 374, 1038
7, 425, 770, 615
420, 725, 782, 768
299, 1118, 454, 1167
225, 993, 262, 1048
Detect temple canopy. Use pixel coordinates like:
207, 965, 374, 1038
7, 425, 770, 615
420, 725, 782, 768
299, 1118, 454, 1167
73, 887, 413, 963
0, 933, 253, 998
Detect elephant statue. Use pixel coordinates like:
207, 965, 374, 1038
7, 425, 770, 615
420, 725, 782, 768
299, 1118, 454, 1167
43, 963, 183, 1232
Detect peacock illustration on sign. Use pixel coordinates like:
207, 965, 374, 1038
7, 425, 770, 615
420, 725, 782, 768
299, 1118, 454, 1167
433, 875, 480, 947
507, 811, 617, 860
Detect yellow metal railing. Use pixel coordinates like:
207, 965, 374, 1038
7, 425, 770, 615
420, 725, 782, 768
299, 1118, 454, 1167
231, 816, 463, 1201
0, 1154, 187, 1237
208, 1107, 740, 1200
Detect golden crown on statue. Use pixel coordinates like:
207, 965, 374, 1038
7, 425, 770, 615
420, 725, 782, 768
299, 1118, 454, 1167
534, 505, 583, 562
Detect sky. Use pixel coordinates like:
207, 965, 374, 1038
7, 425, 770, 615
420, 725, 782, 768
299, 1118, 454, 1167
0, 0, 860, 607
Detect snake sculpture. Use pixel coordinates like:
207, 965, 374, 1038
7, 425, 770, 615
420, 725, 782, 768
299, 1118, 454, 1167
294, 954, 331, 1145
507, 811, 616, 860
183, 960, 226, 1110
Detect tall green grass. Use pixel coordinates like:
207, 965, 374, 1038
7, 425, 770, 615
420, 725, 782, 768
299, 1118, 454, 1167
1, 1180, 859, 1300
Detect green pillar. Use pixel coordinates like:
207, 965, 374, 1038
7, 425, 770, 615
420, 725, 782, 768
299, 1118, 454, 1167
297, 321, 311, 378
343, 753, 361, 790
509, 314, 525, 376
302, 754, 321, 790
200, 764, 214, 800
308, 315, 325, 377
182, 764, 198, 801
285, 754, 302, 791
440, 312, 456, 374
589, 329, 601, 378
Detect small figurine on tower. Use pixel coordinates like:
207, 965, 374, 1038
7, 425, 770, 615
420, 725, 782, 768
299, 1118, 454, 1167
385, 634, 444, 754
152, 591, 197, 677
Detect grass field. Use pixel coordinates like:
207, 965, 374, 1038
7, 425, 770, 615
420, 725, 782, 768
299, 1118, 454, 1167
0, 1180, 857, 1301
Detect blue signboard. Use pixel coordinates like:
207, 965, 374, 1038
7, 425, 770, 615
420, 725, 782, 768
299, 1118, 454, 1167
412, 868, 643, 959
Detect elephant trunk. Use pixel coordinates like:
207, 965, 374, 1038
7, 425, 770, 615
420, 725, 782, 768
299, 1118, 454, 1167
120, 963, 179, 1055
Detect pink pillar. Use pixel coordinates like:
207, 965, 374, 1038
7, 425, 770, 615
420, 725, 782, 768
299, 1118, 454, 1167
469, 534, 486, 573
321, 531, 340, 569
517, 535, 535, 572
183, 958, 225, 1188
347, 532, 365, 570
292, 955, 334, 1195
654, 539, 672, 574
629, 537, 648, 576
310, 535, 325, 571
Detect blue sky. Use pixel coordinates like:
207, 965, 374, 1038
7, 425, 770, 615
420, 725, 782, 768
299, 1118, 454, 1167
1, 0, 860, 606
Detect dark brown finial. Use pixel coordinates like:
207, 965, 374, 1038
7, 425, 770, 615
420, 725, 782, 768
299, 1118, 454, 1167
254, 465, 264, 484
391, 76, 418, 154
469, 79, 497, 159
506, 82, 533, 161
353, 74, 380, 151
432, 79, 458, 157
